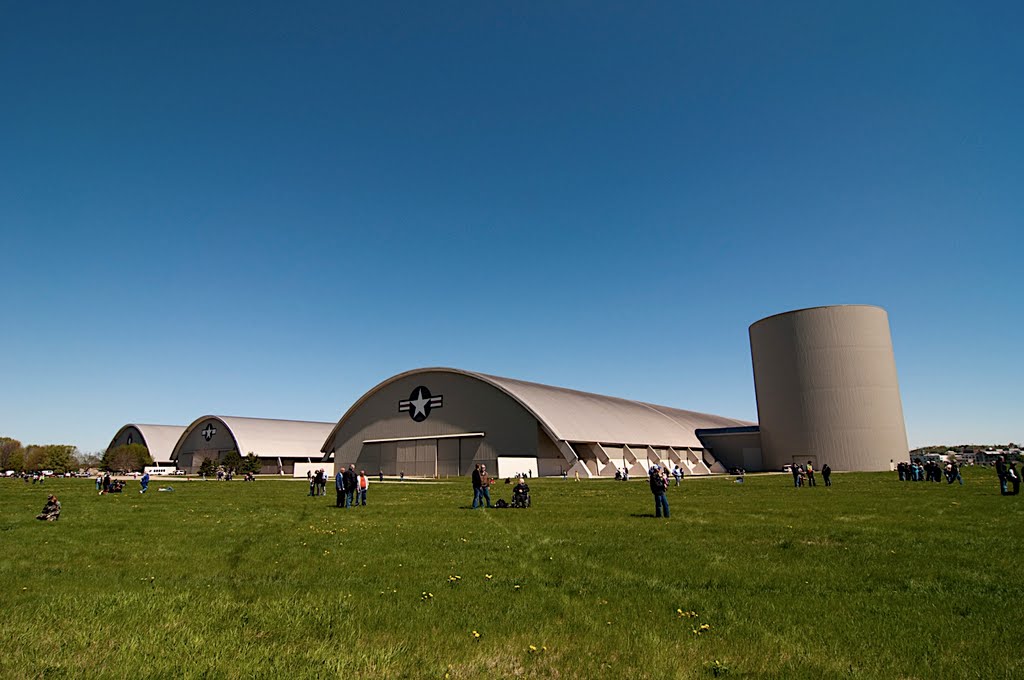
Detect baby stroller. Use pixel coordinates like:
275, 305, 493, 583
511, 483, 531, 509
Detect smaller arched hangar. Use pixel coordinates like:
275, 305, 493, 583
322, 368, 753, 478
108, 424, 185, 466
172, 416, 335, 475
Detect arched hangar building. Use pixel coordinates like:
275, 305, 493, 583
171, 415, 335, 475
321, 368, 752, 479
107, 424, 185, 466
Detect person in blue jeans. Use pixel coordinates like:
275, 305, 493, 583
649, 465, 670, 518
478, 465, 493, 508
335, 469, 344, 507
471, 464, 482, 508
342, 464, 357, 508
139, 472, 150, 493
357, 470, 369, 506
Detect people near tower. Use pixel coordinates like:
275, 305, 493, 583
821, 463, 832, 487
806, 462, 816, 487
335, 467, 344, 508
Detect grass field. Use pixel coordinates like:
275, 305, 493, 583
1, 469, 1021, 679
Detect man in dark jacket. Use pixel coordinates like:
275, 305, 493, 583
821, 463, 832, 487
335, 468, 344, 507
342, 464, 357, 508
471, 464, 482, 508
649, 465, 670, 518
996, 456, 1008, 496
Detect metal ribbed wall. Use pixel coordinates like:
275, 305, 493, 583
750, 305, 909, 471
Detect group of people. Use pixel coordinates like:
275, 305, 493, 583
334, 465, 370, 508
95, 473, 125, 494
995, 456, 1021, 496
897, 459, 959, 483
470, 464, 493, 508
791, 462, 831, 487
307, 469, 330, 496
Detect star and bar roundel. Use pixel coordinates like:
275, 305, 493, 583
399, 386, 443, 422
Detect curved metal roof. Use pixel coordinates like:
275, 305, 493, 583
109, 424, 185, 463
173, 416, 335, 461
323, 367, 753, 451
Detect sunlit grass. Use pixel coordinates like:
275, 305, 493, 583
1, 468, 1020, 678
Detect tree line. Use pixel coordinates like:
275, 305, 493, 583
1, 437, 154, 473
2, 437, 264, 475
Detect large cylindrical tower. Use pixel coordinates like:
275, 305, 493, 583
750, 305, 908, 471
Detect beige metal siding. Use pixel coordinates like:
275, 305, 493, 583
749, 305, 909, 472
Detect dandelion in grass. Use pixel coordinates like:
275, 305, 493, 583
471, 630, 481, 641
528, 645, 538, 654
484, 574, 493, 580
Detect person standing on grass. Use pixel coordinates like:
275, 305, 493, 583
806, 462, 816, 487
357, 470, 369, 506
140, 472, 150, 494
673, 466, 682, 486
649, 464, 670, 518
821, 463, 832, 487
471, 464, 482, 508
478, 465, 493, 508
791, 465, 799, 488
343, 464, 357, 508
335, 467, 344, 508
309, 470, 316, 497
996, 456, 1009, 496
1008, 462, 1020, 496
378, 469, 384, 483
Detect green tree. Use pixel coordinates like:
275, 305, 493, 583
222, 450, 242, 472
240, 453, 262, 475
0, 437, 24, 472
102, 444, 153, 472
24, 444, 78, 474
197, 458, 217, 477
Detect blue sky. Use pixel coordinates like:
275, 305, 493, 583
2, 2, 1021, 453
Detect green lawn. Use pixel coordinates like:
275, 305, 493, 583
1, 469, 1021, 679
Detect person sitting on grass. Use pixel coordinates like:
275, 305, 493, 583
36, 495, 61, 521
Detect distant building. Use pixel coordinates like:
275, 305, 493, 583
107, 424, 185, 466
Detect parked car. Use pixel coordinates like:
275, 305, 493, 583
781, 464, 793, 473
